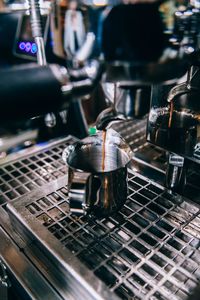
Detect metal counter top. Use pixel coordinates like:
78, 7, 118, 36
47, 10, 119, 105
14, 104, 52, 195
0, 118, 200, 299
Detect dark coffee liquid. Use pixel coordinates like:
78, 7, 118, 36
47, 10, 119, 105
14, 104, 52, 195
102, 130, 106, 172
102, 130, 109, 209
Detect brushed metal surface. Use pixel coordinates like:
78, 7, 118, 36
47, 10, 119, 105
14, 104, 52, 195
7, 169, 200, 300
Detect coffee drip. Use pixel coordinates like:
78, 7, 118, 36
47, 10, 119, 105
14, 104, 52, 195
102, 130, 109, 209
168, 101, 174, 128
102, 130, 106, 172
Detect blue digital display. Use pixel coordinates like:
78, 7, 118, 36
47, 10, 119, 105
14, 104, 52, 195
18, 41, 38, 55
14, 15, 47, 60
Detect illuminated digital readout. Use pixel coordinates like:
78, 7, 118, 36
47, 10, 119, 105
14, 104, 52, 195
18, 41, 38, 54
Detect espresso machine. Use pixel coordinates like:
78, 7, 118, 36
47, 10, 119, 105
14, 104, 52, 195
1, 1, 200, 300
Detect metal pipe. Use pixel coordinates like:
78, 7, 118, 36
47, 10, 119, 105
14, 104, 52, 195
35, 36, 47, 66
28, 0, 47, 66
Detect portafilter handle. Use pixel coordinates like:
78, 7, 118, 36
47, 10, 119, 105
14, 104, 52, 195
0, 60, 102, 125
68, 171, 92, 216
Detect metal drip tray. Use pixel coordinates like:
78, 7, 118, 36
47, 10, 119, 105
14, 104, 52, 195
7, 170, 200, 300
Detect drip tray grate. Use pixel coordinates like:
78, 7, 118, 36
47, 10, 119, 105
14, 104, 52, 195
7, 170, 200, 300
0, 136, 77, 206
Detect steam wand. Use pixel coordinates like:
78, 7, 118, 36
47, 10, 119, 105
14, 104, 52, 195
28, 0, 46, 66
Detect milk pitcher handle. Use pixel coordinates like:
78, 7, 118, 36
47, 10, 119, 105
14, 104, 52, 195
69, 171, 92, 215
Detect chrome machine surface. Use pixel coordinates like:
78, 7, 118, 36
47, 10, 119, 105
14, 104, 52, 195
1, 0, 200, 299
